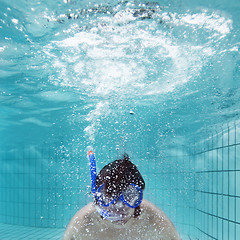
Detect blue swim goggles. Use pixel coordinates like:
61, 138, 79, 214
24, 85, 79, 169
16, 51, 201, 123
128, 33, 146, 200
96, 183, 143, 208
88, 151, 143, 213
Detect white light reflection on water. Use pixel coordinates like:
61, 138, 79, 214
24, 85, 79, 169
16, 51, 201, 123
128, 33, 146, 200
0, 0, 239, 147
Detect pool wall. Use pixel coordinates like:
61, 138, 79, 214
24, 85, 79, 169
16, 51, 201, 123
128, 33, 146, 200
193, 121, 240, 239
0, 145, 90, 228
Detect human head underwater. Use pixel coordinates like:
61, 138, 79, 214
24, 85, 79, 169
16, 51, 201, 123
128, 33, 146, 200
88, 151, 145, 222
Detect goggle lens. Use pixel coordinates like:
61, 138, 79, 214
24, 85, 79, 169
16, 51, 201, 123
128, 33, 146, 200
122, 184, 142, 207
97, 185, 116, 206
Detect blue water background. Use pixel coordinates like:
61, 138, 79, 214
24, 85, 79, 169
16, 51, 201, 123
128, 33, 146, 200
0, 0, 240, 236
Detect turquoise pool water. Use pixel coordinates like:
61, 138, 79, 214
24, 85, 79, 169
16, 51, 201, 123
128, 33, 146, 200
0, 0, 240, 239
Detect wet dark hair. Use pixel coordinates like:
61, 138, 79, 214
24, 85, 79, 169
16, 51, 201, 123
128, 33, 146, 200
95, 154, 145, 218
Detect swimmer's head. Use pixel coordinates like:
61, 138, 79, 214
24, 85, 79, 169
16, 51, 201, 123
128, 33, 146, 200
94, 154, 145, 220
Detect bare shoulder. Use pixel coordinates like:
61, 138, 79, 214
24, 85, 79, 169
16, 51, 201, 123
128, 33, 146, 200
140, 199, 182, 240
63, 203, 96, 240
141, 199, 170, 218
69, 202, 95, 224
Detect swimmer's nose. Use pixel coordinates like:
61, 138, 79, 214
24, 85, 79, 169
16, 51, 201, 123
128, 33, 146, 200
115, 201, 124, 207
114, 200, 127, 210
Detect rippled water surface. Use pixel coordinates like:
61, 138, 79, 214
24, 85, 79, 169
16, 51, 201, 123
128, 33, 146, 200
1, 0, 240, 155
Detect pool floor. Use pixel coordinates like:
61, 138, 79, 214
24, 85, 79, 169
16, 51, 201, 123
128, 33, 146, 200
0, 223, 65, 240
